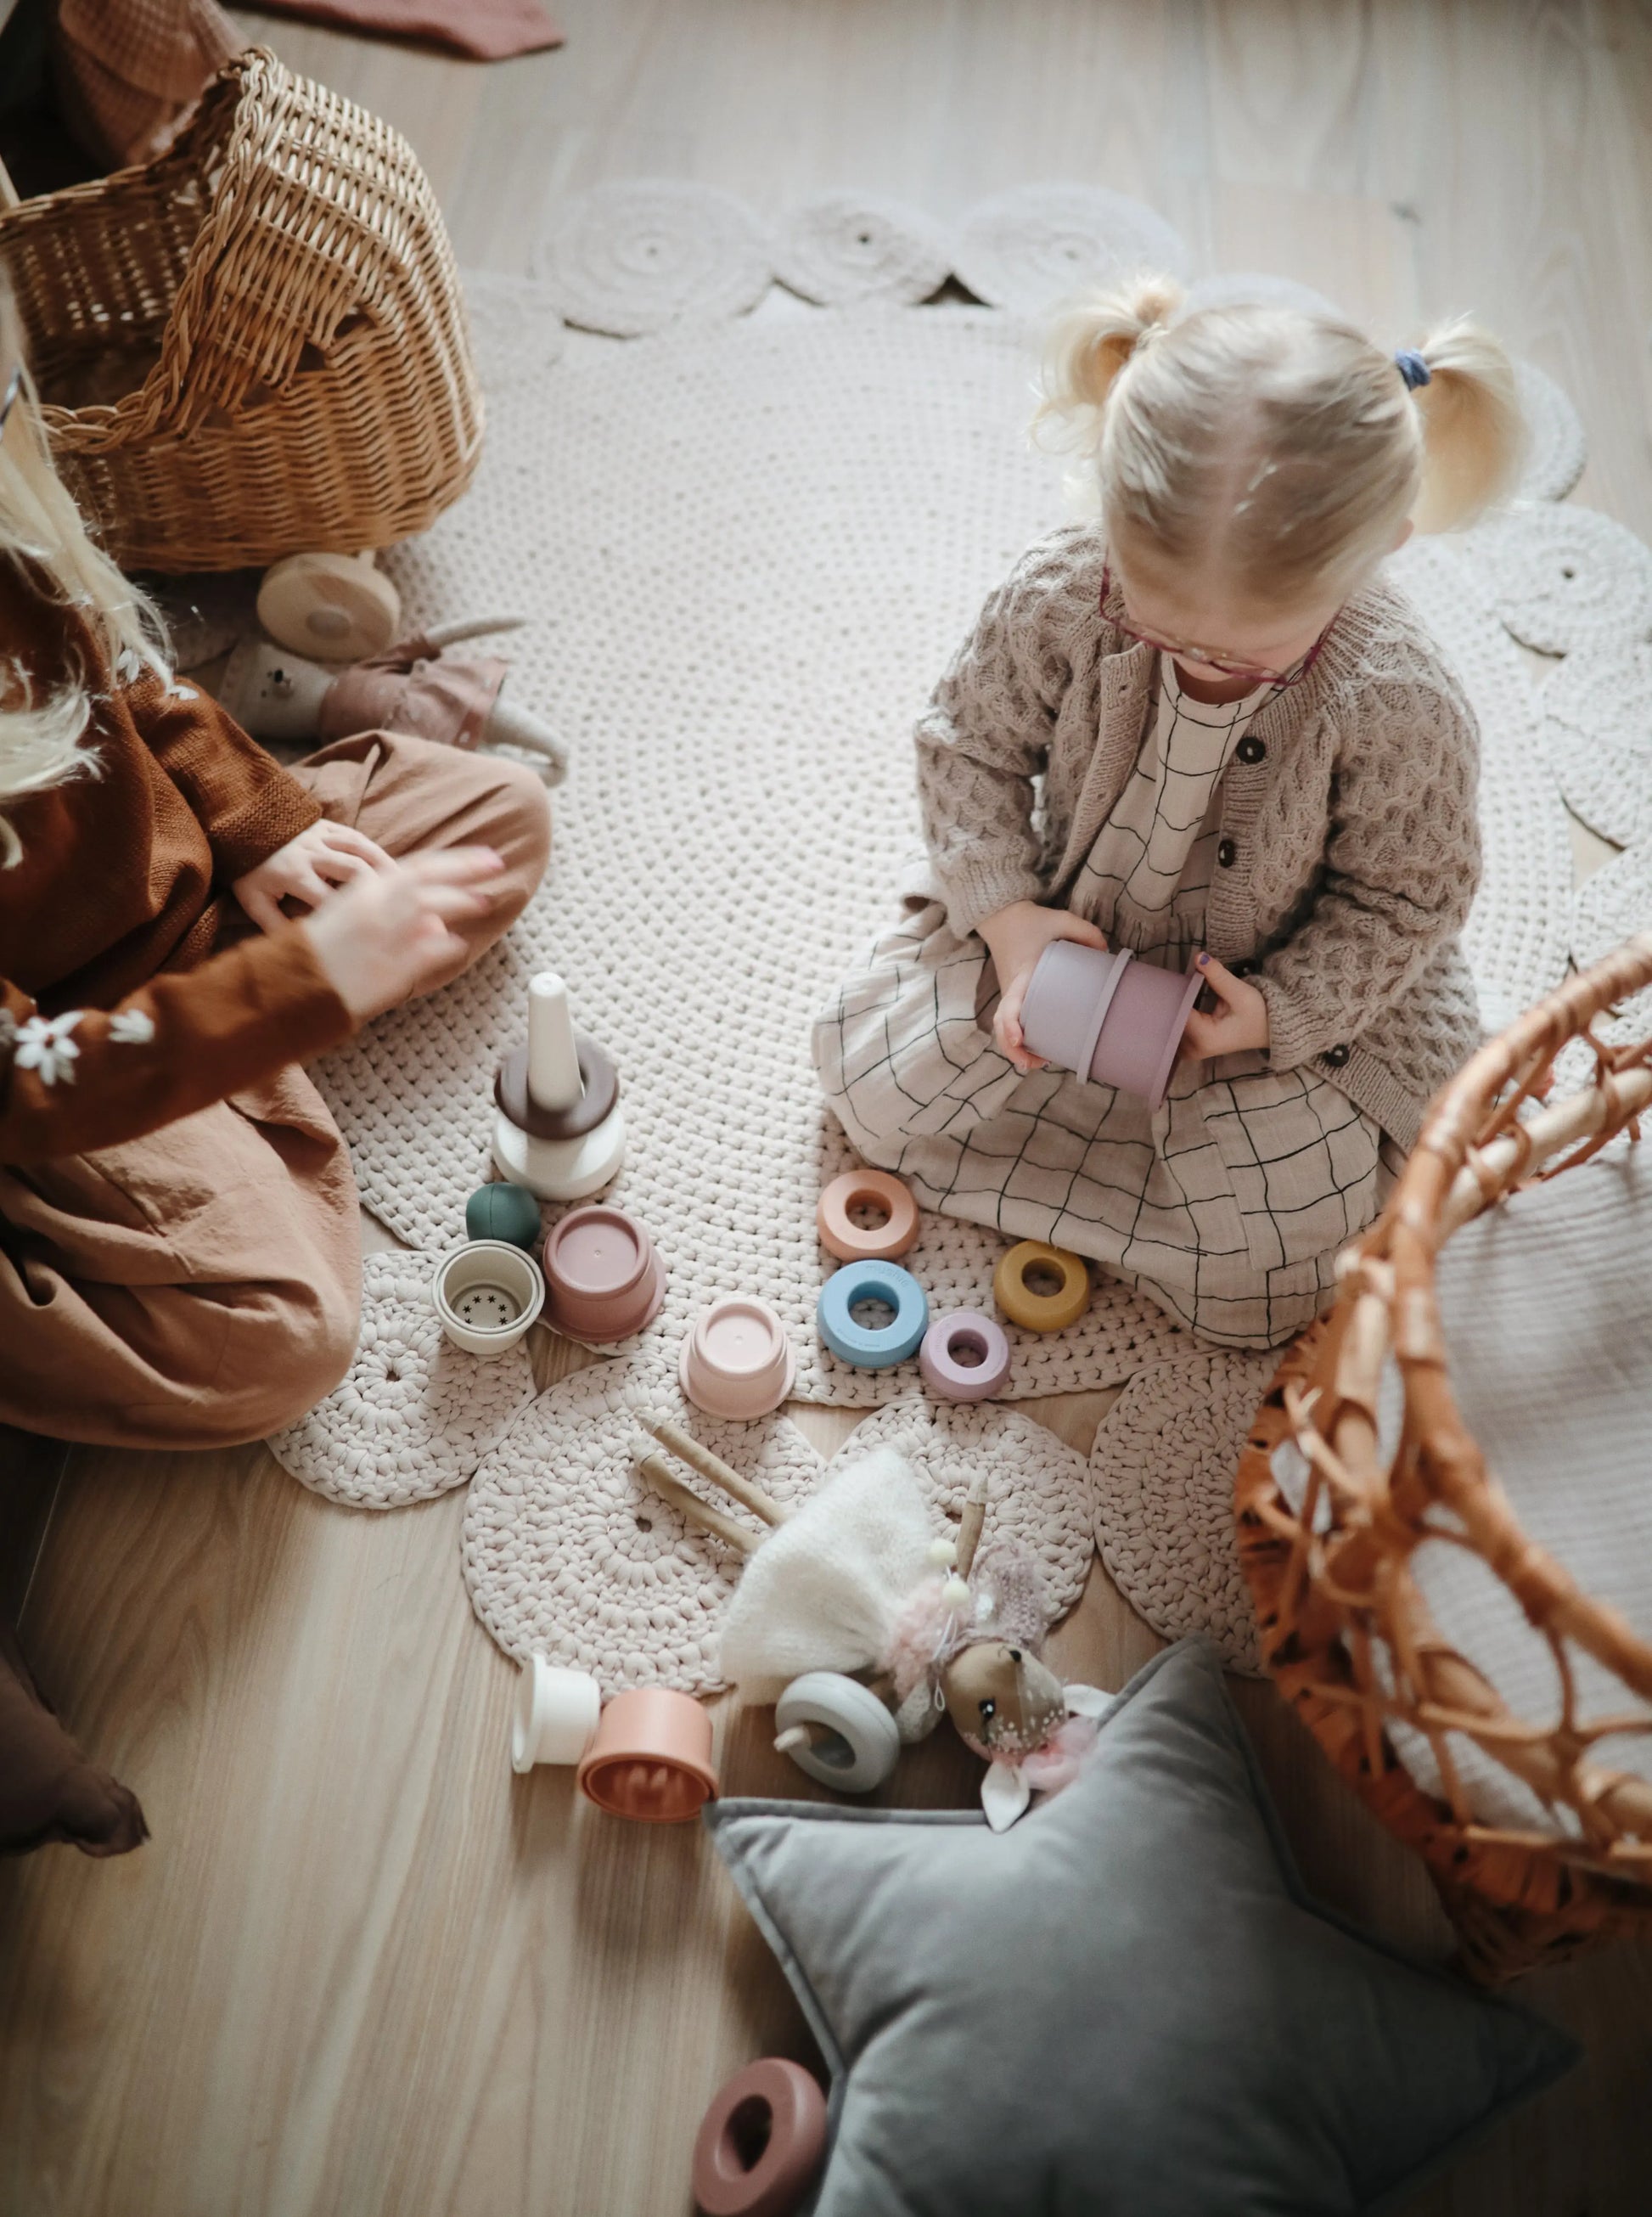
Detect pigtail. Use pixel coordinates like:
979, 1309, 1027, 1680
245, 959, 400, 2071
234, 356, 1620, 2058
1031, 273, 1185, 450
1408, 314, 1526, 535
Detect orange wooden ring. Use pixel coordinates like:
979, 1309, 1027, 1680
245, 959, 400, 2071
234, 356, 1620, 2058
816, 1169, 919, 1263
692, 2058, 828, 2217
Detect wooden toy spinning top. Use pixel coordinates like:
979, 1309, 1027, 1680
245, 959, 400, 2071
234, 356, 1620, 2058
492, 971, 627, 1201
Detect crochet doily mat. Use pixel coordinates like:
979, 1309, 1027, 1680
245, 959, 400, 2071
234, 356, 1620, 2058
461, 1370, 1095, 1692
267, 1252, 537, 1507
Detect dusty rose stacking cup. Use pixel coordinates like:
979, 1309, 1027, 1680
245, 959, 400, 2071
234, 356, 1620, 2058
1020, 942, 1204, 1111
681, 1297, 795, 1420
542, 1204, 666, 1342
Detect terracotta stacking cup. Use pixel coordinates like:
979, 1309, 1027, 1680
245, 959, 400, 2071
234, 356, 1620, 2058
576, 1687, 718, 1821
681, 1297, 796, 1420
542, 1204, 667, 1342
1020, 940, 1204, 1111
816, 1168, 919, 1263
692, 2058, 829, 2217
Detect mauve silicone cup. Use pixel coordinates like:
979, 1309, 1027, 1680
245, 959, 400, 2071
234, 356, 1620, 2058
919, 1309, 1012, 1402
576, 1687, 718, 1822
692, 2057, 829, 2217
681, 1297, 796, 1420
1020, 940, 1203, 1111
542, 1204, 666, 1342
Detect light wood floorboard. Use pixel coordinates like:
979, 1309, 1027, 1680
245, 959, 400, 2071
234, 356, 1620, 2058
3, 5, 1650, 2212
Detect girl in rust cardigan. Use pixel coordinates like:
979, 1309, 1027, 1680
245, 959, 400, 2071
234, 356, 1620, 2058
0, 336, 549, 1449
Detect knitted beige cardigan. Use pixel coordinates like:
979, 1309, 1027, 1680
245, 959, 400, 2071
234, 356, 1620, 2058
910, 525, 1483, 1151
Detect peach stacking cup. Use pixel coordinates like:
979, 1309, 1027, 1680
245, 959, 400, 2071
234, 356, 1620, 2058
576, 1687, 718, 1821
681, 1297, 796, 1420
542, 1203, 666, 1342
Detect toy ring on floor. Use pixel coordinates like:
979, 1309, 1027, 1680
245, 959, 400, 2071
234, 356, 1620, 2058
692, 2057, 829, 2217
816, 1168, 920, 1262
993, 1241, 1092, 1333
919, 1308, 1012, 1401
816, 1260, 928, 1369
774, 1672, 902, 1793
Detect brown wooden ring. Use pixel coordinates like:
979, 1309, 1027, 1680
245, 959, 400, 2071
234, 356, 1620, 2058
494, 1037, 618, 1141
816, 1169, 919, 1263
691, 2057, 828, 2217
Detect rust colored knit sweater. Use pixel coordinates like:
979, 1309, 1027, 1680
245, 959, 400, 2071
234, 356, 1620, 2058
909, 525, 1484, 1150
0, 560, 353, 1164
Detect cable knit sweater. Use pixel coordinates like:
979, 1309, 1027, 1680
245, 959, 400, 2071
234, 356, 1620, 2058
910, 525, 1484, 1152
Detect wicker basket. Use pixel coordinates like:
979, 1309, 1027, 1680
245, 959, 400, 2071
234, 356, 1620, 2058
1236, 933, 1652, 1982
0, 47, 482, 572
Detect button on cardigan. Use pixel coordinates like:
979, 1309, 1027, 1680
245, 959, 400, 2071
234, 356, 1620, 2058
909, 525, 1484, 1151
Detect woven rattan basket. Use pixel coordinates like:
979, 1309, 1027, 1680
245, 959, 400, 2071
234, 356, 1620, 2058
0, 47, 481, 571
1237, 933, 1652, 1982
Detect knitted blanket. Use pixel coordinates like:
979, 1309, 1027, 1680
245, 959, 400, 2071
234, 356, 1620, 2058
268, 184, 1596, 1685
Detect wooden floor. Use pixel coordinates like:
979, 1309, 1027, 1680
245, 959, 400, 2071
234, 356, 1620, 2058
4, 4, 1652, 2212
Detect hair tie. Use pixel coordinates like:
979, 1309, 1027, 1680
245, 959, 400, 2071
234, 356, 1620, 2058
1393, 348, 1431, 391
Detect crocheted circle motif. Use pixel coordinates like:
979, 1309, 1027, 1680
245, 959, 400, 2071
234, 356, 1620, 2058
953, 183, 1189, 314
535, 179, 773, 337
462, 1354, 828, 1695
1540, 639, 1652, 847
1468, 503, 1652, 656
1090, 1349, 1278, 1672
267, 1252, 537, 1509
1513, 359, 1587, 503
834, 1398, 1095, 1619
1183, 270, 1341, 320
461, 269, 568, 384
774, 192, 952, 307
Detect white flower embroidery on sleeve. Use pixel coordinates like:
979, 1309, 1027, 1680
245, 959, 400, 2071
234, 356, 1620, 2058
108, 1008, 157, 1045
13, 1010, 84, 1087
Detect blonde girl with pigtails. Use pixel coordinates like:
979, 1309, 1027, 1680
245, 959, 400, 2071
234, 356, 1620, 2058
815, 278, 1524, 1348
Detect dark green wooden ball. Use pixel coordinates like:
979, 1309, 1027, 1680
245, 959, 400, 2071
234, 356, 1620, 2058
465, 1182, 542, 1252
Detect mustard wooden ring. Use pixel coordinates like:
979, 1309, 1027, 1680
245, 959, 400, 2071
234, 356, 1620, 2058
816, 1169, 920, 1263
992, 1241, 1092, 1333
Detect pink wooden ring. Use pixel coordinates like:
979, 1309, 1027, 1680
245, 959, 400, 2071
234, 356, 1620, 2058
817, 1169, 919, 1263
919, 1309, 1012, 1402
692, 2058, 828, 2217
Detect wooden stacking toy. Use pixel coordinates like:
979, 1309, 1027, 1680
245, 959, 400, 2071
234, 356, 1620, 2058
542, 1203, 666, 1342
431, 1240, 545, 1354
511, 1656, 602, 1771
692, 2059, 829, 2217
816, 1167, 919, 1263
816, 1258, 928, 1369
919, 1308, 1012, 1401
1020, 939, 1203, 1111
681, 1297, 795, 1420
576, 1687, 718, 1822
465, 1180, 542, 1252
493, 970, 627, 1200
992, 1241, 1092, 1333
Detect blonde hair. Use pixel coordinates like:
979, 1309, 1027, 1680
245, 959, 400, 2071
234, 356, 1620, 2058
0, 281, 168, 866
1034, 273, 1525, 609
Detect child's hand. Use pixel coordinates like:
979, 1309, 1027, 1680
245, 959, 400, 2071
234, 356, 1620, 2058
300, 847, 507, 1021
1179, 953, 1270, 1062
978, 900, 1108, 1072
232, 820, 396, 931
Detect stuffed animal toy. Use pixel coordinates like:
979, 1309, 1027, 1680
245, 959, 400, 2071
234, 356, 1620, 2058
218, 616, 567, 784
636, 1410, 1112, 1827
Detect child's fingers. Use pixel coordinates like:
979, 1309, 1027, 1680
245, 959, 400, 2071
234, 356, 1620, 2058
312, 850, 376, 890
396, 846, 507, 891
1050, 915, 1108, 951
238, 881, 284, 934
320, 823, 396, 871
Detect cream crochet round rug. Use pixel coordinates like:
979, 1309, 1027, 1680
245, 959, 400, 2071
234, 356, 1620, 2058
269, 189, 1614, 1681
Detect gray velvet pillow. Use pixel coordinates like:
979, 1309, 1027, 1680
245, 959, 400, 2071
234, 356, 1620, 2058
705, 1640, 1577, 2217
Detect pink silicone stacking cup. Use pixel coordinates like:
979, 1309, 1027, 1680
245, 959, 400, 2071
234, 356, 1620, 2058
576, 1688, 717, 1822
681, 1297, 795, 1421
542, 1204, 666, 1342
1020, 940, 1203, 1111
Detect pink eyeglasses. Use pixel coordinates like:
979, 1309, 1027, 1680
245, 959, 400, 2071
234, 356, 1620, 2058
1099, 561, 1334, 689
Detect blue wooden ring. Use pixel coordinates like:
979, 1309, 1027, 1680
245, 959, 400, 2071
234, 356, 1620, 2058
816, 1260, 928, 1369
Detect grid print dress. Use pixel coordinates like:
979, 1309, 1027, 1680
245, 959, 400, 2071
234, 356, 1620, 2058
814, 656, 1391, 1349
